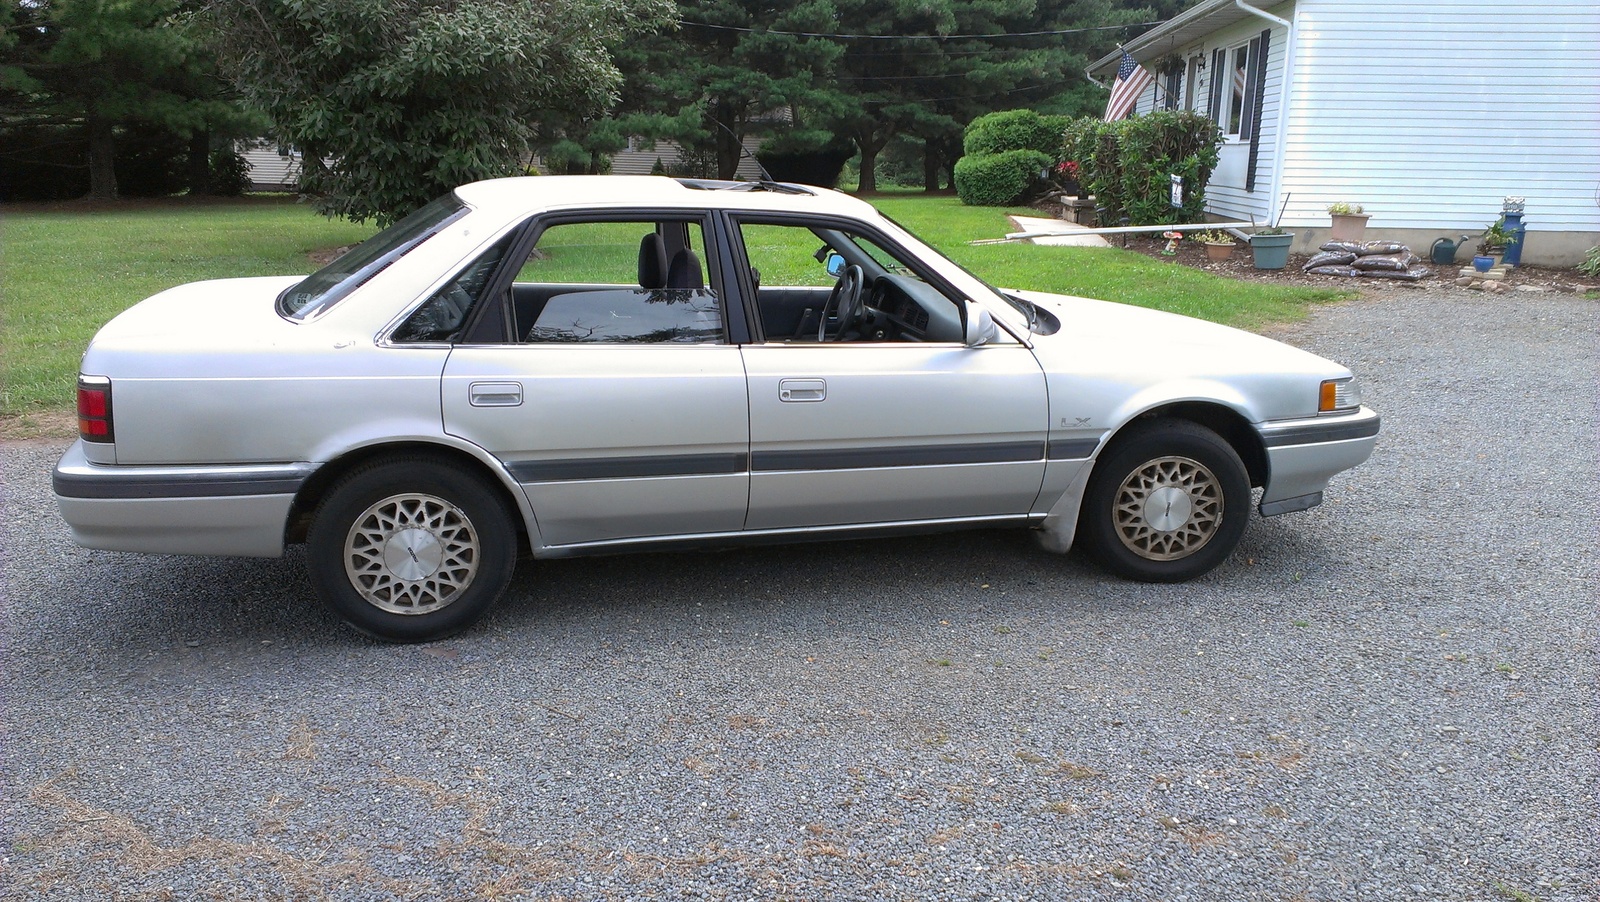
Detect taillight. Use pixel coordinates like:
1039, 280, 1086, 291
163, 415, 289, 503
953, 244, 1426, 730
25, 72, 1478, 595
77, 376, 114, 443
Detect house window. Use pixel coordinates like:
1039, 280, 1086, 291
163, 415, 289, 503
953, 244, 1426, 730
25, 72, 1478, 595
1184, 56, 1201, 111
1213, 40, 1262, 140
1163, 66, 1181, 110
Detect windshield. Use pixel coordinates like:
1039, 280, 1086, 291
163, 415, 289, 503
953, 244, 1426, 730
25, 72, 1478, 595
277, 194, 468, 320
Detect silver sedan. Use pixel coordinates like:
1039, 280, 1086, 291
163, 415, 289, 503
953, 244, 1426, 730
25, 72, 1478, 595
54, 176, 1379, 641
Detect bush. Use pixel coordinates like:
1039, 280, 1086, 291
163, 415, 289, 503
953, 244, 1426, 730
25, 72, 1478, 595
963, 110, 1070, 158
756, 133, 856, 188
208, 147, 252, 196
1579, 246, 1600, 278
954, 149, 1053, 206
1063, 111, 1223, 226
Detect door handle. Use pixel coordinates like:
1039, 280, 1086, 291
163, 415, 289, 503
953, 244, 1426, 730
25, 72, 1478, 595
778, 378, 826, 402
469, 381, 524, 407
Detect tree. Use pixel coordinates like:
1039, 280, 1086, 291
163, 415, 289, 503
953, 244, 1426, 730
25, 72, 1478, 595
813, 0, 1152, 193
204, 0, 674, 224
610, 2, 843, 180
1, 0, 248, 200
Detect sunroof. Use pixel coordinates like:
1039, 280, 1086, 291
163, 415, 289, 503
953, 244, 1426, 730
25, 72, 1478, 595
675, 178, 815, 196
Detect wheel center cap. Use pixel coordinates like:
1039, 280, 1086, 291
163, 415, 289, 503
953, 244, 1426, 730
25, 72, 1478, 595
1142, 486, 1193, 532
383, 528, 442, 580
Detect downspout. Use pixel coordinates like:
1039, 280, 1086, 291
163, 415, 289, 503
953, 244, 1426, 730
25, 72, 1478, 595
1233, 0, 1295, 230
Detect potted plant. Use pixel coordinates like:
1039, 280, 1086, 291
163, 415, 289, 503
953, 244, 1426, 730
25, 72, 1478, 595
1477, 219, 1520, 267
1193, 229, 1236, 262
1327, 202, 1369, 242
1249, 226, 1295, 270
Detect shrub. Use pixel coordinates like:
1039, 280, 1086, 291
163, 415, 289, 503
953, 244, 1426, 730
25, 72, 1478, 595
208, 147, 252, 196
756, 133, 856, 188
964, 110, 1070, 158
1577, 246, 1600, 278
954, 149, 1053, 206
1063, 111, 1223, 226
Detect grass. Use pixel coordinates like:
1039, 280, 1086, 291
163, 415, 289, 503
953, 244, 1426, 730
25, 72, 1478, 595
871, 193, 1351, 329
1, 191, 1349, 425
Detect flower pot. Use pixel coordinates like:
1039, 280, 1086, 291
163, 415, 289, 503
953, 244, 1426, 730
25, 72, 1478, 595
1472, 255, 1494, 273
1203, 241, 1234, 262
1249, 232, 1295, 270
1329, 213, 1369, 242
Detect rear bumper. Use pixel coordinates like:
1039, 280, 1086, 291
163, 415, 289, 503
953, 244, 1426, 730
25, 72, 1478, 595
1256, 407, 1380, 516
53, 442, 310, 557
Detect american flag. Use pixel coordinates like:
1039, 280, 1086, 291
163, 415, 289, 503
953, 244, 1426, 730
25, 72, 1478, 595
1104, 51, 1154, 121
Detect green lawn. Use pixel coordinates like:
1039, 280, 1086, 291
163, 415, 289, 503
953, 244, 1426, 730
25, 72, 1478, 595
1, 191, 1349, 426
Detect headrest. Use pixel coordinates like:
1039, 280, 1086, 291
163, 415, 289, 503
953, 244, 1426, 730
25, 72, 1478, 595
638, 233, 668, 289
667, 248, 703, 290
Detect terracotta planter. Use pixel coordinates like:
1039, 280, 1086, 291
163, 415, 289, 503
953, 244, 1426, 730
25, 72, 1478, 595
1329, 213, 1370, 242
1203, 241, 1235, 262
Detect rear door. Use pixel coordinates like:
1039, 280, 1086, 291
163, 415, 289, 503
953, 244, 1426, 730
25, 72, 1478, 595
435, 214, 750, 548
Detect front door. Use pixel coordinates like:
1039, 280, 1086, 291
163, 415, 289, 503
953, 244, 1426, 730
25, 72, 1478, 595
729, 217, 1048, 531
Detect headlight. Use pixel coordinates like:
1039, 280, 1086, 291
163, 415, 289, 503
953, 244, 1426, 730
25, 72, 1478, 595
1319, 377, 1362, 413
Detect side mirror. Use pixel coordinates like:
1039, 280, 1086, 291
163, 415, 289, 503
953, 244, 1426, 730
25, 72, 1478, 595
964, 304, 998, 347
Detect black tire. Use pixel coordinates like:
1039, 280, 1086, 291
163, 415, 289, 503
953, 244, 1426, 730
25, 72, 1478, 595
1077, 420, 1250, 583
307, 457, 517, 642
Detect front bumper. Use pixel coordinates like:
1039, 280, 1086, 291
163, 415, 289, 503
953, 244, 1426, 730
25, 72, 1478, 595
53, 442, 311, 557
1255, 406, 1380, 516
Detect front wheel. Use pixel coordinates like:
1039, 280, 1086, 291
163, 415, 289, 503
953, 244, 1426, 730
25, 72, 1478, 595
307, 458, 517, 642
1077, 420, 1250, 582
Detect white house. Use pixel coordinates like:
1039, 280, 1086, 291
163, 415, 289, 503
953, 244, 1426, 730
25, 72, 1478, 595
1087, 0, 1600, 265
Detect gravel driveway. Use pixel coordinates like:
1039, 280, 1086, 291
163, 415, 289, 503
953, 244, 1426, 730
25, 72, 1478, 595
3, 287, 1595, 901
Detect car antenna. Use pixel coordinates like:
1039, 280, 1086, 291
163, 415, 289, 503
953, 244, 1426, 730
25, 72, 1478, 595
709, 118, 776, 184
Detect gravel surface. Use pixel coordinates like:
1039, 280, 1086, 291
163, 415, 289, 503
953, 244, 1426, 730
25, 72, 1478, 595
3, 287, 1596, 901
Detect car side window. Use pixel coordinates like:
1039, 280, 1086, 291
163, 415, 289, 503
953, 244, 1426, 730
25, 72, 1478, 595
513, 219, 723, 344
734, 219, 962, 343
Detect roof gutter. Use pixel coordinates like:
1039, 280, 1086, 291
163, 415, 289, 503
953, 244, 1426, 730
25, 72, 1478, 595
1232, 1, 1296, 229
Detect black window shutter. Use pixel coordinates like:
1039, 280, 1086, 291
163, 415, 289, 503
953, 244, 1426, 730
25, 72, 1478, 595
1245, 28, 1271, 192
1209, 48, 1227, 126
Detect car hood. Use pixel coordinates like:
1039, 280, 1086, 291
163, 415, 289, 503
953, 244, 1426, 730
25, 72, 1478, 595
81, 276, 307, 375
1005, 290, 1352, 421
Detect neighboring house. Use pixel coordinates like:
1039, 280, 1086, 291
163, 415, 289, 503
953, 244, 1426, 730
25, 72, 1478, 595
1087, 0, 1600, 265
244, 135, 765, 191
605, 135, 765, 179
238, 140, 305, 193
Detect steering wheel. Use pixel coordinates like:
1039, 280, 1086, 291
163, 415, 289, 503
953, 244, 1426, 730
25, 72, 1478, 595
818, 263, 865, 342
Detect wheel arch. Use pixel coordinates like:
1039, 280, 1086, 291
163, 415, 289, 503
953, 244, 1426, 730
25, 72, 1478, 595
285, 441, 535, 547
1107, 401, 1267, 489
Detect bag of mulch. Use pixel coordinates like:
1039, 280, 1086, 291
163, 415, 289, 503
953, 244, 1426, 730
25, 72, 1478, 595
1357, 267, 1430, 281
1320, 240, 1363, 254
1303, 251, 1357, 270
1351, 252, 1411, 271
1356, 239, 1407, 256
1307, 265, 1361, 277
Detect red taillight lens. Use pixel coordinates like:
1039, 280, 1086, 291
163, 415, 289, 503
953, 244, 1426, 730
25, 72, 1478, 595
77, 378, 113, 443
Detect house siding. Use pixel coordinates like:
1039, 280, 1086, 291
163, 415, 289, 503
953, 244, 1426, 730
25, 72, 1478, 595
1281, 0, 1600, 235
1200, 12, 1290, 226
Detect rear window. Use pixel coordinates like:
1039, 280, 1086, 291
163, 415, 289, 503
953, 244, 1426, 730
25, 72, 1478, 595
277, 194, 468, 320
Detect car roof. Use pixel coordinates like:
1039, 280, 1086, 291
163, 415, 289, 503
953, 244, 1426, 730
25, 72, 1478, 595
453, 175, 882, 220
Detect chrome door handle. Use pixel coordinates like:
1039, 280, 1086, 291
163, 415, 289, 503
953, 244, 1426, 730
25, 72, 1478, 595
469, 381, 523, 407
778, 378, 826, 402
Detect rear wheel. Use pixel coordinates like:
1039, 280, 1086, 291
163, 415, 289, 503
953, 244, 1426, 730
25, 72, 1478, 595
1077, 420, 1249, 582
307, 458, 516, 641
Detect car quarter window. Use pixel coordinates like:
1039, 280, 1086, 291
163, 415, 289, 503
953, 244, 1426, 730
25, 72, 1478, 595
515, 218, 723, 345
732, 218, 963, 344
